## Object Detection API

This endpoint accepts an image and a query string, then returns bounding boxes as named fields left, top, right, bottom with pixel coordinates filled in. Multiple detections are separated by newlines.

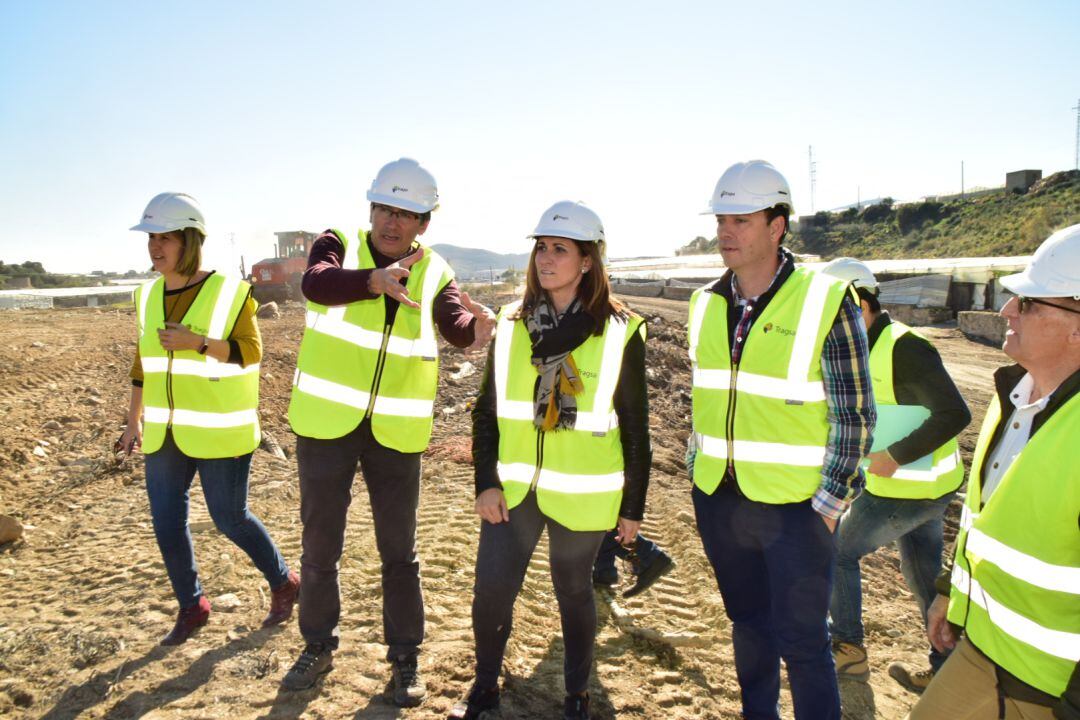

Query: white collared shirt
left=981, top=372, right=1051, bottom=503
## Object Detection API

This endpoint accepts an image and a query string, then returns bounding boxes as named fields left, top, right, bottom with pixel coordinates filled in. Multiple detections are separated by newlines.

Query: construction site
left=0, top=285, right=1009, bottom=719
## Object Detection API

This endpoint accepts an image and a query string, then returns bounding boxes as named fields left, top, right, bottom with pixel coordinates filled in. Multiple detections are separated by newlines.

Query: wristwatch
left=197, top=337, right=209, bottom=355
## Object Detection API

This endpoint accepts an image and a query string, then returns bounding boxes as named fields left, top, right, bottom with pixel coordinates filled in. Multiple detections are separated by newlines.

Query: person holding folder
left=822, top=258, right=971, bottom=694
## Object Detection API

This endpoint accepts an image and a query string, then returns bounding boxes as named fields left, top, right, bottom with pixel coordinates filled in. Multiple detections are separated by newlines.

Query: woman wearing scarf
left=450, top=202, right=652, bottom=720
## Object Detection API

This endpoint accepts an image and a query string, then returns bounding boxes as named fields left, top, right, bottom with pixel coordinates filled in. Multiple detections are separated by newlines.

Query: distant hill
left=430, top=244, right=532, bottom=277
left=678, top=170, right=1080, bottom=260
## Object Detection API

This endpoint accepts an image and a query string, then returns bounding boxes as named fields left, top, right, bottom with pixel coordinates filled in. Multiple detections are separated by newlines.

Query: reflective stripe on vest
left=287, top=230, right=454, bottom=451
left=688, top=268, right=850, bottom=502
left=947, top=391, right=1080, bottom=695
left=135, top=274, right=260, bottom=458
left=865, top=321, right=964, bottom=497
left=493, top=301, right=642, bottom=531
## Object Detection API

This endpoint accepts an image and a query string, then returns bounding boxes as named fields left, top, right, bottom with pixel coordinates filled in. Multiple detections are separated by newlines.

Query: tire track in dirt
left=1, top=302, right=1009, bottom=718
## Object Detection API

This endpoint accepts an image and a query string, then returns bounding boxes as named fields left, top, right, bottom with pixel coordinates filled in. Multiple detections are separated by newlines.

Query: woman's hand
left=615, top=517, right=640, bottom=545
left=117, top=387, right=144, bottom=456
left=117, top=418, right=142, bottom=456
left=475, top=488, right=510, bottom=524
left=158, top=322, right=203, bottom=352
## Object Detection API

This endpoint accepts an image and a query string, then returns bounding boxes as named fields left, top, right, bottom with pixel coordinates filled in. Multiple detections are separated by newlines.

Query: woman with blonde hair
left=119, top=192, right=298, bottom=645
left=450, top=201, right=652, bottom=720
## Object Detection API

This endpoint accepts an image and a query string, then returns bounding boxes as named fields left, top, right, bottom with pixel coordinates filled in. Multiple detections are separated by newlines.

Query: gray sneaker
left=281, top=643, right=333, bottom=691
left=388, top=653, right=426, bottom=707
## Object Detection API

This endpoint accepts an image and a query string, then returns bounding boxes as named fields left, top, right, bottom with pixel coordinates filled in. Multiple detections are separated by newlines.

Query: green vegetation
left=679, top=170, right=1080, bottom=260
left=0, top=261, right=84, bottom=289
left=0, top=261, right=145, bottom=289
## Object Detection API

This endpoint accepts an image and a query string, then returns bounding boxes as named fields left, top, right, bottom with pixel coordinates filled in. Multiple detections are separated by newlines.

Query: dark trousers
left=693, top=483, right=840, bottom=720
left=296, top=419, right=423, bottom=658
left=472, top=491, right=606, bottom=695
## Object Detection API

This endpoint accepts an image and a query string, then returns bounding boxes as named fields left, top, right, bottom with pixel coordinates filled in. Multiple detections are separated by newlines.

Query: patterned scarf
left=525, top=296, right=595, bottom=431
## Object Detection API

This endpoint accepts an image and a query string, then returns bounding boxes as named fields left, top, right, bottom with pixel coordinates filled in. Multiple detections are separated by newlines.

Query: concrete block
left=959, top=311, right=1007, bottom=346
left=882, top=304, right=952, bottom=326
left=613, top=283, right=664, bottom=298
left=662, top=286, right=695, bottom=301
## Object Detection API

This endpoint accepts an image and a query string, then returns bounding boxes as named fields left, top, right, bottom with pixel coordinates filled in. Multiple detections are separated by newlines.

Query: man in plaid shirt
left=687, top=160, right=875, bottom=720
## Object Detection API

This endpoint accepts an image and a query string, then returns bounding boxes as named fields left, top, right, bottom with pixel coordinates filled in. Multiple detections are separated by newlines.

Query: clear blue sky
left=2, top=1, right=1078, bottom=274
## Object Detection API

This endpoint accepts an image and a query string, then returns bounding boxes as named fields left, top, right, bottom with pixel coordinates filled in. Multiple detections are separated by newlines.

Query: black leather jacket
left=471, top=322, right=652, bottom=521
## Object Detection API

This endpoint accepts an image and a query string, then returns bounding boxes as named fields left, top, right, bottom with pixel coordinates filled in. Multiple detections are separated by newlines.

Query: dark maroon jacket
left=301, top=231, right=476, bottom=347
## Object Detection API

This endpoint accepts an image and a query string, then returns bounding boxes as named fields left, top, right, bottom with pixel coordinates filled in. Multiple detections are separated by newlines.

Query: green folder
left=866, top=404, right=934, bottom=471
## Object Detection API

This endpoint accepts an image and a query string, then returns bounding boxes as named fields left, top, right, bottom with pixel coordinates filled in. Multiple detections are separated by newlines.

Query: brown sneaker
left=161, top=596, right=211, bottom=646
left=262, top=570, right=300, bottom=628
left=832, top=641, right=870, bottom=681
left=888, top=662, right=934, bottom=695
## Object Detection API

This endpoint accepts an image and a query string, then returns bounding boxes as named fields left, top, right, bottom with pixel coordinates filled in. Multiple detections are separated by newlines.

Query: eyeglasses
left=1017, top=296, right=1080, bottom=316
left=373, top=204, right=422, bottom=223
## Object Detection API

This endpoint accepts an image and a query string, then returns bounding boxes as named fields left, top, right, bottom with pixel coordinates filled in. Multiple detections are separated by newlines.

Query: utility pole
left=808, top=146, right=817, bottom=213
left=1073, top=99, right=1079, bottom=170
left=961, top=161, right=965, bottom=200
left=856, top=185, right=861, bottom=209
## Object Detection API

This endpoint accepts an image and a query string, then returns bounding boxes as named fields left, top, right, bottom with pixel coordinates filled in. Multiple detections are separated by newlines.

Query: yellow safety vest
left=288, top=230, right=454, bottom=452
left=688, top=268, right=852, bottom=502
left=865, top=321, right=964, bottom=499
left=947, top=390, right=1080, bottom=696
left=494, top=301, right=644, bottom=531
left=135, top=274, right=260, bottom=458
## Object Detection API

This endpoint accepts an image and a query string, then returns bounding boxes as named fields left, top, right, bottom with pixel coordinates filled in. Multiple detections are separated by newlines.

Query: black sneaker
left=448, top=684, right=500, bottom=719
left=622, top=551, right=674, bottom=598
left=564, top=692, right=590, bottom=720
left=388, top=653, right=426, bottom=707
left=592, top=567, right=618, bottom=587
left=280, top=642, right=333, bottom=691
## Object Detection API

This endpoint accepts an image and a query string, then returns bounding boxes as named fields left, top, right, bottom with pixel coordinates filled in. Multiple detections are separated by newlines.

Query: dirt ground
left=0, top=293, right=1007, bottom=719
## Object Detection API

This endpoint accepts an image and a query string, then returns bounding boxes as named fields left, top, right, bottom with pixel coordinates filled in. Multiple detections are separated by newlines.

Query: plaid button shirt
left=729, top=251, right=875, bottom=519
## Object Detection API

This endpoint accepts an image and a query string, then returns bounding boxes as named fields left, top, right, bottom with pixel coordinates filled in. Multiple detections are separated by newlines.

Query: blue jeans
left=593, top=531, right=660, bottom=578
left=693, top=483, right=840, bottom=720
left=144, top=431, right=289, bottom=608
left=829, top=489, right=954, bottom=671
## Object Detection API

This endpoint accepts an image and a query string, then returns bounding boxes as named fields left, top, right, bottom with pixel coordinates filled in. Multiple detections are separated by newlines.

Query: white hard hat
left=704, top=160, right=794, bottom=216
left=528, top=201, right=605, bottom=243
left=130, top=192, right=206, bottom=234
left=366, top=157, right=439, bottom=214
left=821, top=257, right=879, bottom=291
left=1000, top=223, right=1080, bottom=300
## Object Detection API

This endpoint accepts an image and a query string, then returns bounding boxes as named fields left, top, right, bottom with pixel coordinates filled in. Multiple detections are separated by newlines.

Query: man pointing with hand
left=282, top=158, right=495, bottom=706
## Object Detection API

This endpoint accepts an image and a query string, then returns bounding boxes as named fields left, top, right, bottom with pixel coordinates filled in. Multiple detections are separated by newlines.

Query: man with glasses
left=909, top=223, right=1080, bottom=719
left=281, top=158, right=496, bottom=706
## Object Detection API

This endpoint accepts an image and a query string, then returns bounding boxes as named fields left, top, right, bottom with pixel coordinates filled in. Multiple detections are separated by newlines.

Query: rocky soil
left=0, top=294, right=1004, bottom=719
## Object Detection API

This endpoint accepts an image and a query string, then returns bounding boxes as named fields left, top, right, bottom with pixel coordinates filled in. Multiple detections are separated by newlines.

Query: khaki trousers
left=907, top=637, right=1055, bottom=720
